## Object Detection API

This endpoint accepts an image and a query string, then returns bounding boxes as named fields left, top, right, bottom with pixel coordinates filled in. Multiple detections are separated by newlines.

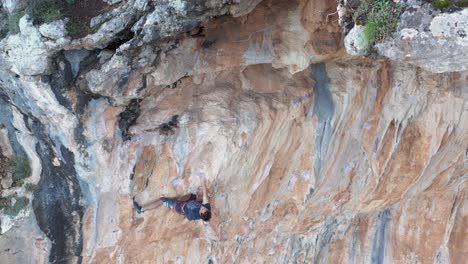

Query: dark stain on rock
left=129, top=163, right=136, bottom=181
left=47, top=55, right=75, bottom=111
left=1, top=59, right=86, bottom=263
left=118, top=98, right=141, bottom=141
left=116, top=71, right=131, bottom=93
left=31, top=119, right=84, bottom=264
left=73, top=92, right=104, bottom=148
left=311, top=63, right=335, bottom=182
left=201, top=38, right=217, bottom=49
left=189, top=26, right=205, bottom=37
left=371, top=209, right=391, bottom=264
left=0, top=96, right=27, bottom=156
left=158, top=114, right=179, bottom=136
left=313, top=218, right=338, bottom=264
left=287, top=235, right=305, bottom=263
left=165, top=76, right=187, bottom=89
left=305, top=187, right=315, bottom=203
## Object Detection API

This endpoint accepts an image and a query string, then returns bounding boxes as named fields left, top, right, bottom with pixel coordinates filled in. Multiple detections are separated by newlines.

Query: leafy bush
left=24, top=183, right=38, bottom=192
left=432, top=0, right=451, bottom=8
left=353, top=0, right=373, bottom=25
left=457, top=0, right=468, bottom=7
left=66, top=20, right=90, bottom=38
left=8, top=156, right=32, bottom=186
left=0, top=195, right=13, bottom=210
left=354, top=0, right=404, bottom=49
left=432, top=0, right=468, bottom=8
left=7, top=10, right=26, bottom=34
left=0, top=195, right=29, bottom=216
left=29, top=0, right=63, bottom=24
left=0, top=31, right=7, bottom=40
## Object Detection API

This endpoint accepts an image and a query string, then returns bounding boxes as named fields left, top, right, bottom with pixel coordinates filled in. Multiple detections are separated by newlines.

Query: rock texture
left=0, top=0, right=467, bottom=263
left=342, top=0, right=468, bottom=73
left=376, top=5, right=468, bottom=73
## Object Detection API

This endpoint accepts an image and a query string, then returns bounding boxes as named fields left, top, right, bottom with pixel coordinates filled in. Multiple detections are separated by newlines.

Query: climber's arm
left=179, top=193, right=193, bottom=201
left=202, top=180, right=209, bottom=204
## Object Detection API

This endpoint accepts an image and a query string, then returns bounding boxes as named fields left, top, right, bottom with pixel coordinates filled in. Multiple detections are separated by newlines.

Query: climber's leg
left=142, top=199, right=163, bottom=212
left=133, top=198, right=163, bottom=214
left=161, top=197, right=177, bottom=209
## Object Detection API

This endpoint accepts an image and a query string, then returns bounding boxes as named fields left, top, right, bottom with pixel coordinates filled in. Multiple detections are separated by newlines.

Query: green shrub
left=8, top=156, right=32, bottom=186
left=0, top=30, right=7, bottom=40
left=91, top=21, right=104, bottom=33
left=29, top=0, right=63, bottom=24
left=0, top=195, right=13, bottom=210
left=13, top=178, right=25, bottom=187
left=8, top=10, right=26, bottom=34
left=455, top=0, right=468, bottom=7
left=0, top=195, right=29, bottom=216
left=354, top=0, right=404, bottom=50
left=66, top=20, right=89, bottom=38
left=24, top=183, right=38, bottom=192
left=353, top=0, right=373, bottom=25
left=432, top=0, right=468, bottom=8
left=432, top=0, right=451, bottom=8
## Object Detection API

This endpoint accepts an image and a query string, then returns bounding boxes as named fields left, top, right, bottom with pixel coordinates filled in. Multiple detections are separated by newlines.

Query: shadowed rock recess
left=0, top=0, right=467, bottom=263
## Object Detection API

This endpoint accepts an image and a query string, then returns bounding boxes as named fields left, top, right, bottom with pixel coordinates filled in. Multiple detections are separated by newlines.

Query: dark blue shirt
left=177, top=194, right=211, bottom=221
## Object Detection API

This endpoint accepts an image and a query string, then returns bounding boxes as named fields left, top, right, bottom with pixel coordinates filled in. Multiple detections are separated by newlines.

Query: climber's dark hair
left=200, top=210, right=211, bottom=221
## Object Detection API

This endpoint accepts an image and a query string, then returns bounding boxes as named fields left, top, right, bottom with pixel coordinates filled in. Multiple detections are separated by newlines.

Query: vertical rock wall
left=0, top=0, right=466, bottom=263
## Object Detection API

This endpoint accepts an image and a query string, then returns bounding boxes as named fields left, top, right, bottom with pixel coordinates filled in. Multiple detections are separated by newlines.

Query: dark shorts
left=161, top=197, right=183, bottom=214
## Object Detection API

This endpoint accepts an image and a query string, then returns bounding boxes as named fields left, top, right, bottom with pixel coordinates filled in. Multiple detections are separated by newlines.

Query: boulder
left=1, top=0, right=27, bottom=14
left=344, top=25, right=368, bottom=56
left=2, top=15, right=52, bottom=75
left=39, top=20, right=66, bottom=40
left=376, top=6, right=468, bottom=73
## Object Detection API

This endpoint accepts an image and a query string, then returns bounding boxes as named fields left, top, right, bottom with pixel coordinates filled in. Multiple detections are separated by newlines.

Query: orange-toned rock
left=0, top=0, right=467, bottom=263
left=80, top=60, right=468, bottom=263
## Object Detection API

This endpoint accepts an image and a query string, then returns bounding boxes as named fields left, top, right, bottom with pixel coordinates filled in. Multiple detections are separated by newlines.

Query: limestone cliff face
left=0, top=0, right=467, bottom=263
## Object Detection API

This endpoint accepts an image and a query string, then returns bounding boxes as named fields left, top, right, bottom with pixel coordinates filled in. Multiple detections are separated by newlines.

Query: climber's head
left=200, top=206, right=211, bottom=221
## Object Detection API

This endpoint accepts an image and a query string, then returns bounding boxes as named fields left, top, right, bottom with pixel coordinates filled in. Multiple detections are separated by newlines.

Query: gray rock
left=229, top=0, right=263, bottom=17
left=1, top=15, right=52, bottom=75
left=97, top=49, right=114, bottom=64
left=1, top=176, right=12, bottom=189
left=64, top=49, right=91, bottom=78
left=138, top=0, right=230, bottom=44
left=1, top=0, right=27, bottom=13
left=132, top=0, right=150, bottom=11
left=105, top=0, right=122, bottom=4
left=0, top=127, right=13, bottom=158
left=85, top=54, right=132, bottom=98
left=376, top=7, right=468, bottom=73
left=81, top=8, right=136, bottom=49
left=344, top=25, right=369, bottom=56
left=39, top=20, right=66, bottom=40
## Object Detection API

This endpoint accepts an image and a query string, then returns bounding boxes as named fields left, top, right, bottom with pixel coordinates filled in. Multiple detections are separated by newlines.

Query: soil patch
left=59, top=0, right=110, bottom=38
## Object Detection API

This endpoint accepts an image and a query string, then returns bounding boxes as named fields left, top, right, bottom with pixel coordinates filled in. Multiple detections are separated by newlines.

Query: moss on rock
left=0, top=195, right=30, bottom=216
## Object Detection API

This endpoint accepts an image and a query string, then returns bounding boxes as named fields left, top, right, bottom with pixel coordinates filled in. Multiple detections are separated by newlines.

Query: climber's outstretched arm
left=202, top=180, right=209, bottom=204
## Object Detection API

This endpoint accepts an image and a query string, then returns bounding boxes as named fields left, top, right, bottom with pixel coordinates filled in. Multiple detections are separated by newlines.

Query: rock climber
left=133, top=179, right=212, bottom=222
